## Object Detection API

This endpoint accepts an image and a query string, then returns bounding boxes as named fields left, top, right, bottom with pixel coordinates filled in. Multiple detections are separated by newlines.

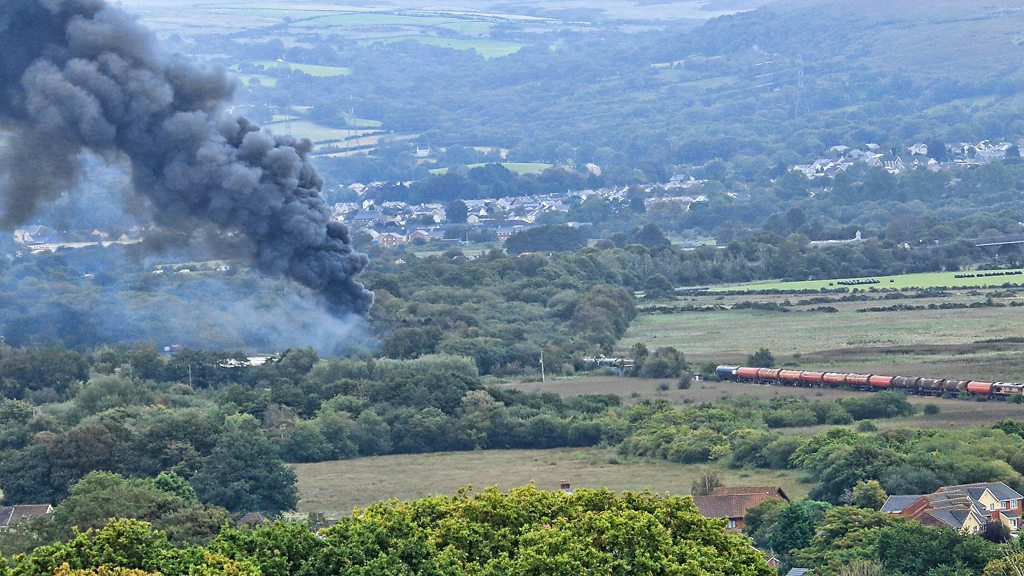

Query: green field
left=203, top=7, right=349, bottom=20
left=290, top=13, right=457, bottom=28
left=712, top=269, right=1024, bottom=292
left=371, top=35, right=526, bottom=58
left=254, top=60, right=351, bottom=77
left=430, top=162, right=552, bottom=175
left=293, top=447, right=810, bottom=518
left=439, top=20, right=496, bottom=37
left=262, top=119, right=378, bottom=144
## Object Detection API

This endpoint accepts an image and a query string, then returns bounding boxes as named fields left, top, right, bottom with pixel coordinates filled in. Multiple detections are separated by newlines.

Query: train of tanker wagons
left=715, top=365, right=1024, bottom=398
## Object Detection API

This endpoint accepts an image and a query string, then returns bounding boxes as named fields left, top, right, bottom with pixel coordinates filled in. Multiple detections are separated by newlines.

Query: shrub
left=856, top=421, right=878, bottom=432
left=746, top=348, right=775, bottom=368
left=677, top=373, right=692, bottom=389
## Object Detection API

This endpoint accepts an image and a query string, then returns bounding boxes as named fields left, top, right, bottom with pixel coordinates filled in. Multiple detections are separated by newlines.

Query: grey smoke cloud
left=0, top=0, right=373, bottom=316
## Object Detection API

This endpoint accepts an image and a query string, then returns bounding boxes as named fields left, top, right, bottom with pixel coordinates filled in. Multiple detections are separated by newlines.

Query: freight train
left=715, top=365, right=1024, bottom=398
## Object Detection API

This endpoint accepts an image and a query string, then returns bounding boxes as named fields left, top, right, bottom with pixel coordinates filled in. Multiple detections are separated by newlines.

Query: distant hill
left=680, top=0, right=1023, bottom=81
left=43, top=0, right=1024, bottom=182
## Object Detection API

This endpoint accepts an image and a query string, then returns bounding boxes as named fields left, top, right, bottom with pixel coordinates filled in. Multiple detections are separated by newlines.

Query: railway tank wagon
left=716, top=366, right=738, bottom=380
left=868, top=375, right=893, bottom=390
left=716, top=365, right=1024, bottom=400
left=799, top=371, right=825, bottom=386
left=967, top=381, right=994, bottom=396
left=777, top=370, right=804, bottom=386
left=944, top=380, right=969, bottom=394
left=844, top=373, right=871, bottom=389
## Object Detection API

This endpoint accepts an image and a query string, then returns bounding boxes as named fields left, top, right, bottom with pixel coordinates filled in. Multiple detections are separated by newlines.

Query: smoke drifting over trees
left=0, top=0, right=372, bottom=317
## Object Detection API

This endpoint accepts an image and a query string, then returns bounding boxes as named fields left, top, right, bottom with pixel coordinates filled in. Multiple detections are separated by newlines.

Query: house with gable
left=0, top=504, right=53, bottom=532
left=406, top=229, right=432, bottom=243
left=375, top=232, right=407, bottom=248
left=882, top=481, right=1023, bottom=535
left=693, top=486, right=789, bottom=530
left=349, top=209, right=384, bottom=227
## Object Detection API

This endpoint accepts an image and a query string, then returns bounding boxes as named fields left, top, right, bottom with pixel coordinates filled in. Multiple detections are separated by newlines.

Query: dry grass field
left=621, top=289, right=1024, bottom=382
left=509, top=377, right=1024, bottom=431
left=293, top=447, right=811, bottom=518
left=710, top=269, right=1024, bottom=292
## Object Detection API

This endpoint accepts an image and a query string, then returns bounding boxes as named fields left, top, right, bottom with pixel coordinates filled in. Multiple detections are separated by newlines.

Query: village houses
left=881, top=482, right=1024, bottom=536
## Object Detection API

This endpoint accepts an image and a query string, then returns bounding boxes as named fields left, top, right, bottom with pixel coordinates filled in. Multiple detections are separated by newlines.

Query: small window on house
left=727, top=520, right=737, bottom=529
left=990, top=503, right=997, bottom=511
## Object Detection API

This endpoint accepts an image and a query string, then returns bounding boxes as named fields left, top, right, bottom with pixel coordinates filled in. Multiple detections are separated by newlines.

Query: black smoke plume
left=0, top=0, right=373, bottom=316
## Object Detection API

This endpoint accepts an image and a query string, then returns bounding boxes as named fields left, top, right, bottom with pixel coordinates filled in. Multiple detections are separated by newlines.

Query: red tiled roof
left=693, top=492, right=782, bottom=520
left=709, top=486, right=790, bottom=500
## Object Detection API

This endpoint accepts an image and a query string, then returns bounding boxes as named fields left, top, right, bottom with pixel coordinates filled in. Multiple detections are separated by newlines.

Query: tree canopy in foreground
left=1, top=486, right=772, bottom=576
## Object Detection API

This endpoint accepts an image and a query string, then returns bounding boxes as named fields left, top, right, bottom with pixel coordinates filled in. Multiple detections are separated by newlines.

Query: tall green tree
left=190, top=415, right=298, bottom=515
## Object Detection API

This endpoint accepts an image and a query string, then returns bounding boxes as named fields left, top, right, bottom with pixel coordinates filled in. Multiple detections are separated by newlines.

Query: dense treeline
left=4, top=343, right=1022, bottom=529
left=591, top=235, right=981, bottom=289
left=365, top=248, right=637, bottom=374
left=0, top=488, right=772, bottom=576
left=364, top=235, right=985, bottom=374
left=368, top=164, right=597, bottom=204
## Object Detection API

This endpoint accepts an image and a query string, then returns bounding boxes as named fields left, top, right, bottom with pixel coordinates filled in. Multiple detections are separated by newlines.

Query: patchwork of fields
left=621, top=286, right=1024, bottom=382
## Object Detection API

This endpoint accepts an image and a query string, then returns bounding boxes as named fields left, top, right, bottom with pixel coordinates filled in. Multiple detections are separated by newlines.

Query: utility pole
left=540, top=351, right=545, bottom=383
left=188, top=363, right=193, bottom=389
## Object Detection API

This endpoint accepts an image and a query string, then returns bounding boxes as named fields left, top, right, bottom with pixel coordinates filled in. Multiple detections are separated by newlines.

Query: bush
left=639, top=347, right=688, bottom=379
left=677, top=373, right=692, bottom=389
left=746, top=347, right=775, bottom=368
left=923, top=403, right=941, bottom=415
left=840, top=392, right=915, bottom=420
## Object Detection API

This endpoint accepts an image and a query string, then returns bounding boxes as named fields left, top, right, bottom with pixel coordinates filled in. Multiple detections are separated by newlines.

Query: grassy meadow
left=253, top=61, right=351, bottom=77
left=261, top=120, right=384, bottom=151
left=293, top=447, right=811, bottom=518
